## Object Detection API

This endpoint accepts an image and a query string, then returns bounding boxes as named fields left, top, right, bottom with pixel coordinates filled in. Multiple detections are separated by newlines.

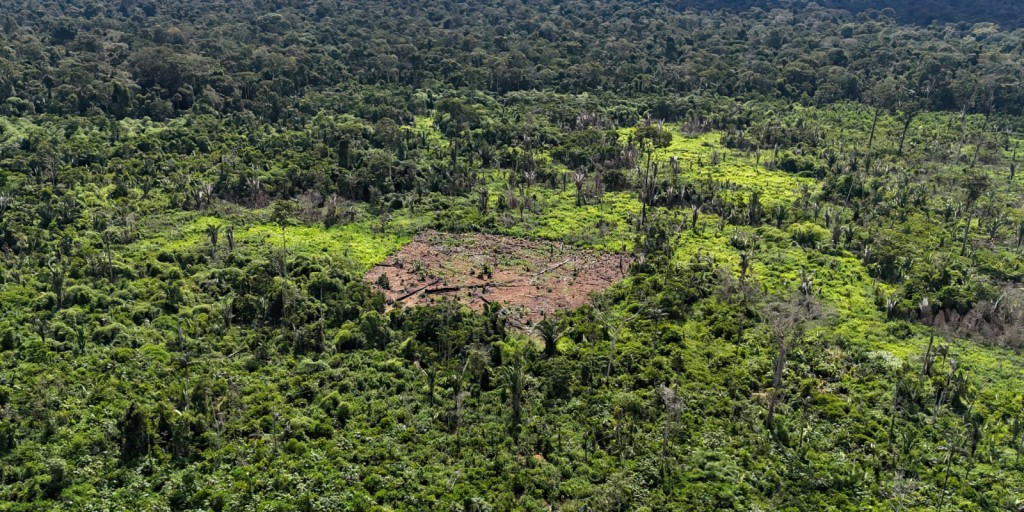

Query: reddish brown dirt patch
left=364, top=230, right=633, bottom=326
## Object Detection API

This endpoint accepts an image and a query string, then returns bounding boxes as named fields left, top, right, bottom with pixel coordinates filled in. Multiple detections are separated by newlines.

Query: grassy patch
left=129, top=206, right=428, bottom=271
left=622, top=128, right=816, bottom=207
left=515, top=190, right=641, bottom=251
left=234, top=222, right=412, bottom=269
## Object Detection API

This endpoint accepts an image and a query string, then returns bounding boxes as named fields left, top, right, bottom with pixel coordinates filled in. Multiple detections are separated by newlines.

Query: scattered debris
left=365, top=230, right=633, bottom=325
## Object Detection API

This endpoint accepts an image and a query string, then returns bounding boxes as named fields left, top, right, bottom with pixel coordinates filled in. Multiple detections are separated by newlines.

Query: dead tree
left=596, top=300, right=649, bottom=380
left=960, top=174, right=989, bottom=256
left=574, top=171, right=587, bottom=207
left=764, top=292, right=827, bottom=427
left=659, top=384, right=685, bottom=471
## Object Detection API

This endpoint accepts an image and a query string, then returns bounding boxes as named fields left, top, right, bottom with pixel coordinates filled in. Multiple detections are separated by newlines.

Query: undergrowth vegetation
left=1, top=0, right=1024, bottom=510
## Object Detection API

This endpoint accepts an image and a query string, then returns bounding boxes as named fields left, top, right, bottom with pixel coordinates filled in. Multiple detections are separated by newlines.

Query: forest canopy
left=1, top=0, right=1024, bottom=510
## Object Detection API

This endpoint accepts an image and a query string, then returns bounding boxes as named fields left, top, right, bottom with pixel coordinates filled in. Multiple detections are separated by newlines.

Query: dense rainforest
left=1, top=0, right=1024, bottom=510
left=671, top=0, right=1024, bottom=29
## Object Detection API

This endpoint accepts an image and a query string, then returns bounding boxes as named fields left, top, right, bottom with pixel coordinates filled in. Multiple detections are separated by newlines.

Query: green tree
left=119, top=403, right=151, bottom=464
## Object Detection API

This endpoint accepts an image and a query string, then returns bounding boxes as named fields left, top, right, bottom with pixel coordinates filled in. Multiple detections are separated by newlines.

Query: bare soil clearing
left=365, top=230, right=633, bottom=326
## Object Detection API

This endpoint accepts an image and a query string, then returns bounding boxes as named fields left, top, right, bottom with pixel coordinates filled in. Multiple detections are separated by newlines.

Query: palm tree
left=535, top=318, right=562, bottom=357
left=498, top=357, right=527, bottom=437
left=47, top=259, right=67, bottom=309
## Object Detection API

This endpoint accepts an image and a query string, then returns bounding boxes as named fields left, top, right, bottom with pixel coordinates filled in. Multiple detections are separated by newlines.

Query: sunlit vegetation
left=1, top=0, right=1024, bottom=510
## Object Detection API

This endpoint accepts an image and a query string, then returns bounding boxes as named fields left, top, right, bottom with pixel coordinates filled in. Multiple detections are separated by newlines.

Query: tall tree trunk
left=606, top=333, right=617, bottom=379
left=866, top=106, right=881, bottom=172
left=961, top=207, right=974, bottom=256
left=767, top=390, right=779, bottom=426
left=897, top=113, right=915, bottom=156
left=767, top=338, right=789, bottom=426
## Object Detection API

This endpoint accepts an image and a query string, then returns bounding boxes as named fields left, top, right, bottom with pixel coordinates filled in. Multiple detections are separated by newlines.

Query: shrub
left=788, top=222, right=829, bottom=248
left=92, top=322, right=128, bottom=345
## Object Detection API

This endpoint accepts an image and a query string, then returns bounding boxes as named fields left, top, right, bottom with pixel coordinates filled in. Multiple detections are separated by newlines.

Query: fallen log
left=530, top=257, right=574, bottom=282
left=394, top=279, right=441, bottom=302
left=422, top=280, right=521, bottom=295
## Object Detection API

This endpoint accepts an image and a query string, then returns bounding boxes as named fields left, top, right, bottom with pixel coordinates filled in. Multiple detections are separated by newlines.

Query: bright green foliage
left=2, top=1, right=1024, bottom=510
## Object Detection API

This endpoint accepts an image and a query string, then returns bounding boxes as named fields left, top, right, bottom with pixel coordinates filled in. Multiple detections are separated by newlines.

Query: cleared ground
left=365, top=230, right=633, bottom=326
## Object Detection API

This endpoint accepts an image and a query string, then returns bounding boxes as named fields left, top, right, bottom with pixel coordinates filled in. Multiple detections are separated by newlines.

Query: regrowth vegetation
left=0, top=0, right=1024, bottom=510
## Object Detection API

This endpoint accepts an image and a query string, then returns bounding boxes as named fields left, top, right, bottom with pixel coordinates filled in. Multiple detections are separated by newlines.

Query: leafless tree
left=764, top=292, right=828, bottom=426
left=574, top=171, right=587, bottom=207
left=596, top=299, right=650, bottom=380
left=960, top=174, right=989, bottom=255
left=658, top=384, right=685, bottom=468
left=0, top=193, right=13, bottom=221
